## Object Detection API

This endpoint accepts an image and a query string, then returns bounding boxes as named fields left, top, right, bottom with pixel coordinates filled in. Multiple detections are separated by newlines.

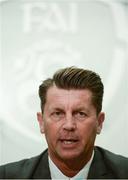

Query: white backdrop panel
left=0, top=0, right=128, bottom=165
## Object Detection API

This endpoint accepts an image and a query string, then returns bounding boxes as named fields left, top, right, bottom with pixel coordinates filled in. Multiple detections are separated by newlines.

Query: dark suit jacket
left=0, top=146, right=128, bottom=179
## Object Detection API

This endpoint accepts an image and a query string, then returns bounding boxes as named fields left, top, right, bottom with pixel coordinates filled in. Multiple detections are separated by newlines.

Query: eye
left=74, top=111, right=87, bottom=120
left=51, top=111, right=65, bottom=120
left=54, top=111, right=63, bottom=116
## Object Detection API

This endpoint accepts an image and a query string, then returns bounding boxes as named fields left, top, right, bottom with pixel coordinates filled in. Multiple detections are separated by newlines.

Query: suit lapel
left=32, top=150, right=51, bottom=179
left=87, top=147, right=115, bottom=179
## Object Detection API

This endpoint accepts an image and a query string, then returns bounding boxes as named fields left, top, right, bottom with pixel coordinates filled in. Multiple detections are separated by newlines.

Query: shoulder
left=95, top=146, right=128, bottom=164
left=0, top=149, right=48, bottom=179
left=95, top=146, right=128, bottom=177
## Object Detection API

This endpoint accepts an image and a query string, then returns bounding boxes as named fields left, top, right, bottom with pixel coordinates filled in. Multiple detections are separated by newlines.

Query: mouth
left=59, top=139, right=79, bottom=145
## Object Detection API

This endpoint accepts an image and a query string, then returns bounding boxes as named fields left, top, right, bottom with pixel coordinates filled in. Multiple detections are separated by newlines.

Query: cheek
left=44, top=121, right=59, bottom=139
left=79, top=120, right=97, bottom=137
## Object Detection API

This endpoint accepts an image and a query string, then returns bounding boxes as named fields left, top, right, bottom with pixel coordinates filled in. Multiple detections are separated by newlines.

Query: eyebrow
left=50, top=106, right=89, bottom=112
left=49, top=107, right=65, bottom=112
left=72, top=107, right=90, bottom=113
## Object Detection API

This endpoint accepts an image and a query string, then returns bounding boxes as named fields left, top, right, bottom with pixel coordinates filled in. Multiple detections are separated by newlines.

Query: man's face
left=37, top=86, right=104, bottom=162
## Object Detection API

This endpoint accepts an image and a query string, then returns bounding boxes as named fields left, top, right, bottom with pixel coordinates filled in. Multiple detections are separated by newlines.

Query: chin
left=58, top=151, right=82, bottom=161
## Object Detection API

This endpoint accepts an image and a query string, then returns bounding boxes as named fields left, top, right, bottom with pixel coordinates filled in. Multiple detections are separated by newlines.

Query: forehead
left=46, top=86, right=93, bottom=106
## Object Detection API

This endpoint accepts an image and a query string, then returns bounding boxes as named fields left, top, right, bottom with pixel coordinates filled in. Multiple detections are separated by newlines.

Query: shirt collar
left=48, top=151, right=94, bottom=180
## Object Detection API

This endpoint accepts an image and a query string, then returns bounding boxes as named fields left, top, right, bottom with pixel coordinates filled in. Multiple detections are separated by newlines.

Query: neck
left=49, top=149, right=93, bottom=177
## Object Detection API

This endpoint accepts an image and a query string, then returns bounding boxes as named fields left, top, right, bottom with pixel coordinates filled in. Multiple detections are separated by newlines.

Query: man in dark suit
left=0, top=66, right=128, bottom=179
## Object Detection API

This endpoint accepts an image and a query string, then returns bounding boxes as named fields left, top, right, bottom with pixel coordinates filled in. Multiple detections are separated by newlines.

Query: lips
left=63, top=140, right=78, bottom=144
left=59, top=139, right=79, bottom=145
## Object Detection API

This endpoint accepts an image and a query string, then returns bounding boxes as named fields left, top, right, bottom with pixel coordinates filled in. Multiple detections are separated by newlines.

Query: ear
left=37, top=112, right=45, bottom=134
left=96, top=112, right=105, bottom=134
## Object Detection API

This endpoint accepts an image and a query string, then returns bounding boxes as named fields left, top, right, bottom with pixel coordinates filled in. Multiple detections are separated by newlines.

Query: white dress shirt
left=48, top=151, right=94, bottom=180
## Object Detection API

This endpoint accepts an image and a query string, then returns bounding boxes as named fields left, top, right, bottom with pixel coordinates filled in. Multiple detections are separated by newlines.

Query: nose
left=62, top=114, right=76, bottom=131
